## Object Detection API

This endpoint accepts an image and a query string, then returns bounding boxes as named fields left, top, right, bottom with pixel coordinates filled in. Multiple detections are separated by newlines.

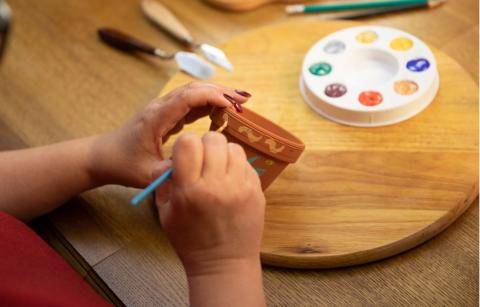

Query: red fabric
left=0, top=211, right=110, bottom=307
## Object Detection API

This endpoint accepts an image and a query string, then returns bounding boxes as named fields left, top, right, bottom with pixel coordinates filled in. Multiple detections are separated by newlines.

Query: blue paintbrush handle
left=130, top=167, right=173, bottom=205
left=130, top=154, right=260, bottom=206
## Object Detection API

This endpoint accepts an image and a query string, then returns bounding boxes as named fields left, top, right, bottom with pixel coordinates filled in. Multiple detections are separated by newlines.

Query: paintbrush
left=131, top=168, right=173, bottom=205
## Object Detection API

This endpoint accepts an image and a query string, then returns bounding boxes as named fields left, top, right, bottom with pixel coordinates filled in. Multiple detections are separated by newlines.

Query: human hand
left=155, top=132, right=266, bottom=276
left=89, top=81, right=251, bottom=187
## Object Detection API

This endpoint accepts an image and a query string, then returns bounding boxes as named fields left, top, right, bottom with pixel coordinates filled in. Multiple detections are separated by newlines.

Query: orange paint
left=359, top=91, right=383, bottom=106
left=394, top=80, right=418, bottom=95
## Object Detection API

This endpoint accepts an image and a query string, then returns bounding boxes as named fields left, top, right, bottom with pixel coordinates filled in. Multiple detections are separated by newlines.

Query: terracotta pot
left=209, top=106, right=305, bottom=190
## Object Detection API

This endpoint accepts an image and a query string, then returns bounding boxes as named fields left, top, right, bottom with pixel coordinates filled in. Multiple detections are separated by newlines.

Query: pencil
left=286, top=0, right=443, bottom=14
left=329, top=0, right=446, bottom=19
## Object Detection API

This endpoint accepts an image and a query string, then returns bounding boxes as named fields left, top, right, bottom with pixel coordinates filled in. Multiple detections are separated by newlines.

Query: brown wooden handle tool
left=141, top=0, right=195, bottom=46
left=98, top=27, right=157, bottom=55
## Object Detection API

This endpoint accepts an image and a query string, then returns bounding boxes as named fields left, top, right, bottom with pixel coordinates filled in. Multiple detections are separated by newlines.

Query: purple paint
left=325, top=83, right=347, bottom=98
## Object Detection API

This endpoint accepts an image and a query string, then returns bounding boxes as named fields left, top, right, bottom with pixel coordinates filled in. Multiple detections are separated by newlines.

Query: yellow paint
left=264, top=138, right=285, bottom=154
left=390, top=37, right=413, bottom=51
left=356, top=31, right=378, bottom=44
left=265, top=159, right=274, bottom=166
left=238, top=126, right=262, bottom=143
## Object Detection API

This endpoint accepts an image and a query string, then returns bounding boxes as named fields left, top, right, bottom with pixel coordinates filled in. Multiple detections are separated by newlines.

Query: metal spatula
left=141, top=0, right=233, bottom=71
left=98, top=27, right=214, bottom=80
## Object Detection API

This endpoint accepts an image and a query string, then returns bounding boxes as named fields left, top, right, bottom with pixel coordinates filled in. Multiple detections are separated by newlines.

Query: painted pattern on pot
left=238, top=126, right=262, bottom=142
left=238, top=126, right=286, bottom=154
left=264, top=138, right=285, bottom=154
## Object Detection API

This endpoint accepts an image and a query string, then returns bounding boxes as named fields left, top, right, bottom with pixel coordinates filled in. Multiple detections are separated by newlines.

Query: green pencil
left=286, top=0, right=441, bottom=14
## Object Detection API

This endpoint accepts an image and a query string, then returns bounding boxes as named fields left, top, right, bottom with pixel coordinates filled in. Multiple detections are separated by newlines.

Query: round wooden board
left=160, top=20, right=478, bottom=269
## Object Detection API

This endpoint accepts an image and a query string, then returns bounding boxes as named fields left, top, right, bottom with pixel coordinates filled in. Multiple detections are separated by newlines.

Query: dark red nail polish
left=224, top=93, right=236, bottom=104
left=235, top=89, right=252, bottom=98
left=233, top=102, right=243, bottom=113
left=223, top=94, right=243, bottom=113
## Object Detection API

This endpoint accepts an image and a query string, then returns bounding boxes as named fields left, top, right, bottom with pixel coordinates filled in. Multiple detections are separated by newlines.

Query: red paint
left=359, top=91, right=383, bottom=106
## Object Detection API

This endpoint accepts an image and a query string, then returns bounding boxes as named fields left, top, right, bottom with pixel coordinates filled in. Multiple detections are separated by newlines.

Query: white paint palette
left=300, top=26, right=439, bottom=127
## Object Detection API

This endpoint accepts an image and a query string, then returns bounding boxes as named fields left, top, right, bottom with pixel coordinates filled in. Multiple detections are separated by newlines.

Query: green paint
left=309, top=62, right=332, bottom=76
left=255, top=168, right=266, bottom=175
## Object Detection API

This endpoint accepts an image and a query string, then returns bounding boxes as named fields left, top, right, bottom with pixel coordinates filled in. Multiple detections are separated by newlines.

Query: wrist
left=185, top=257, right=265, bottom=307
left=184, top=256, right=262, bottom=278
left=84, top=133, right=114, bottom=187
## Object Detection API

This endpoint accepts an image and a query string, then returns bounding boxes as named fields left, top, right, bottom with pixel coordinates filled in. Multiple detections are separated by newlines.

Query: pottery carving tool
left=286, top=0, right=444, bottom=14
left=330, top=0, right=446, bottom=19
left=141, top=0, right=233, bottom=71
left=98, top=27, right=214, bottom=79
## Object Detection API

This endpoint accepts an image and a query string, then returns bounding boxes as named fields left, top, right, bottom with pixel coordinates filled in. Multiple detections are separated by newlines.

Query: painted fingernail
left=233, top=102, right=243, bottom=113
left=224, top=93, right=236, bottom=104
left=235, top=89, right=252, bottom=98
left=224, top=94, right=243, bottom=113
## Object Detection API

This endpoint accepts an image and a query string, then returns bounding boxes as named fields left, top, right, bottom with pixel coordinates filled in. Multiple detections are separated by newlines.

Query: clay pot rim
left=224, top=106, right=305, bottom=150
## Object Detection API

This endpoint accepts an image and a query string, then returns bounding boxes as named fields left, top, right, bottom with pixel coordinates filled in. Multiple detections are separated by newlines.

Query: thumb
left=152, top=159, right=173, bottom=210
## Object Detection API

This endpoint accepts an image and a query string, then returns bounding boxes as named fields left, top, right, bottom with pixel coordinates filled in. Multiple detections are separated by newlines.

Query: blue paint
left=248, top=156, right=259, bottom=164
left=407, top=58, right=430, bottom=72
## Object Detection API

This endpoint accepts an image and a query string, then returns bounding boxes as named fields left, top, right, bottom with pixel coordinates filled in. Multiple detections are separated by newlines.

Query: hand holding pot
left=89, top=81, right=250, bottom=188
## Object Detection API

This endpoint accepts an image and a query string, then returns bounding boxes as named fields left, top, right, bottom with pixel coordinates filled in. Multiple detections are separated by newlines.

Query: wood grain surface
left=160, top=20, right=478, bottom=268
left=0, top=0, right=477, bottom=305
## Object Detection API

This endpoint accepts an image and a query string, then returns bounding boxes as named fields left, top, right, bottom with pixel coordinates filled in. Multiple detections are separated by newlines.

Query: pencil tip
left=430, top=0, right=447, bottom=8
left=285, top=5, right=304, bottom=14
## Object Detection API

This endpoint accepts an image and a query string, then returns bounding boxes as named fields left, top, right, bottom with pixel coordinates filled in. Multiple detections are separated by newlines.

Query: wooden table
left=0, top=0, right=477, bottom=305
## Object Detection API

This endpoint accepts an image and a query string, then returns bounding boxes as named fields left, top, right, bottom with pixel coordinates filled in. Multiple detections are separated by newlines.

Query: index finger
left=155, top=81, right=251, bottom=130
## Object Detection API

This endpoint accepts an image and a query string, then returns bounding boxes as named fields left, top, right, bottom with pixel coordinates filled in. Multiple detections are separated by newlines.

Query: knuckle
left=183, top=81, right=202, bottom=94
left=228, top=142, right=244, bottom=154
left=202, top=131, right=227, bottom=144
left=175, top=133, right=200, bottom=150
left=229, top=143, right=246, bottom=159
left=179, top=82, right=197, bottom=100
left=187, top=80, right=201, bottom=88
left=137, top=105, right=159, bottom=128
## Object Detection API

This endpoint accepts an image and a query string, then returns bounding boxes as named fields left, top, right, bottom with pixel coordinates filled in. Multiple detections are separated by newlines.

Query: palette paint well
left=300, top=26, right=439, bottom=127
